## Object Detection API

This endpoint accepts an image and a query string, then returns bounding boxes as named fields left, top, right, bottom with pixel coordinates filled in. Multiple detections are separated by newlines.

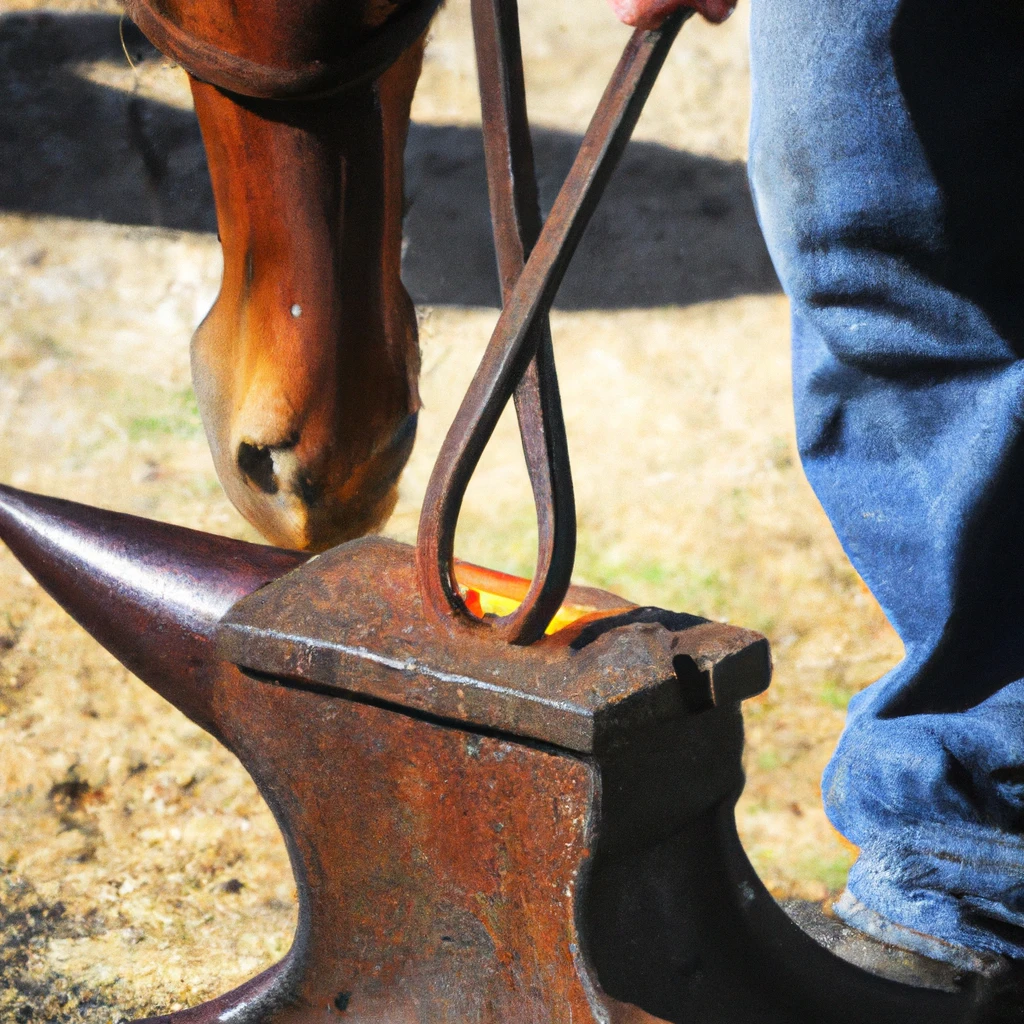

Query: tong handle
left=416, top=5, right=691, bottom=643
left=467, top=0, right=576, bottom=645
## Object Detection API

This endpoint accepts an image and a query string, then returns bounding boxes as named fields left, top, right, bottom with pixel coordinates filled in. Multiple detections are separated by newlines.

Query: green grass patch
left=573, top=542, right=730, bottom=619
left=126, top=388, right=203, bottom=442
left=820, top=680, right=853, bottom=711
left=454, top=509, right=540, bottom=581
left=799, top=854, right=853, bottom=893
left=768, top=435, right=794, bottom=471
left=453, top=514, right=744, bottom=625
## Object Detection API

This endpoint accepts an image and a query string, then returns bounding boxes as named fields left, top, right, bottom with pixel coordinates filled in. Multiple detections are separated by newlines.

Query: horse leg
left=170, top=31, right=422, bottom=550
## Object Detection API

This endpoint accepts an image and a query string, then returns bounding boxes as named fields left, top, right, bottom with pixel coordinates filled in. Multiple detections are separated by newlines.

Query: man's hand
left=608, top=0, right=736, bottom=29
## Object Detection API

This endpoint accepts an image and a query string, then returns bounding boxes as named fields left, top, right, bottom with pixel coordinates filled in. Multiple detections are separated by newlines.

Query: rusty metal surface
left=217, top=535, right=771, bottom=754
left=2, top=484, right=1008, bottom=1023
left=214, top=684, right=603, bottom=1023
left=416, top=9, right=693, bottom=643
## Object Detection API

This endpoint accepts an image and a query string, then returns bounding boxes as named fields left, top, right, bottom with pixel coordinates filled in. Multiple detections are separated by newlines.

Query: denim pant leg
left=748, top=0, right=1024, bottom=959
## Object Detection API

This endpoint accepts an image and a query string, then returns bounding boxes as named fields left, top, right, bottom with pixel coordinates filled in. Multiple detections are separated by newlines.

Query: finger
left=607, top=0, right=736, bottom=29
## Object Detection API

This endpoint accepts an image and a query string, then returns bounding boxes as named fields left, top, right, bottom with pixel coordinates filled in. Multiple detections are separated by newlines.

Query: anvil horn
left=0, top=483, right=306, bottom=735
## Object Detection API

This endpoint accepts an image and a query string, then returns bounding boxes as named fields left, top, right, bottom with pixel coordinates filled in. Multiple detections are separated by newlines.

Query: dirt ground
left=0, top=0, right=904, bottom=1018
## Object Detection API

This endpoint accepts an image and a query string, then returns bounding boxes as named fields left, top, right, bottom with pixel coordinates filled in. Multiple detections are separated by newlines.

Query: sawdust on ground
left=0, top=0, right=902, bottom=1017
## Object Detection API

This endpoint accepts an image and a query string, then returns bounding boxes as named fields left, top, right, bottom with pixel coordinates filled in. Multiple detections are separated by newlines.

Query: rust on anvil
left=216, top=536, right=772, bottom=754
left=0, top=486, right=994, bottom=1022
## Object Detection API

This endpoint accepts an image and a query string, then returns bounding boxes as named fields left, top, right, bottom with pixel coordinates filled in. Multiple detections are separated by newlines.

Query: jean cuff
left=833, top=889, right=1009, bottom=976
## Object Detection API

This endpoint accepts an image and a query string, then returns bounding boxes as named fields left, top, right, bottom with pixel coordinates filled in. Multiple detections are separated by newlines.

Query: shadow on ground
left=0, top=10, right=778, bottom=310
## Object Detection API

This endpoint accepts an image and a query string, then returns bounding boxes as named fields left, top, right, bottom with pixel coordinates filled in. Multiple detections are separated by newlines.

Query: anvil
left=1, top=483, right=1017, bottom=1023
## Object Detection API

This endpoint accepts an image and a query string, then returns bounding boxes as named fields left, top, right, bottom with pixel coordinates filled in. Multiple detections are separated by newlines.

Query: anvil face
left=0, top=485, right=1007, bottom=1023
left=217, top=536, right=773, bottom=753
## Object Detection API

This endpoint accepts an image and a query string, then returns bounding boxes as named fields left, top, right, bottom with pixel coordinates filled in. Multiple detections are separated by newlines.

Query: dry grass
left=0, top=0, right=902, bottom=1016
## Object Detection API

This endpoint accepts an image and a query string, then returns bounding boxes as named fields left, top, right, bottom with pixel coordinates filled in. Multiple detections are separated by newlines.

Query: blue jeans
left=748, top=0, right=1024, bottom=962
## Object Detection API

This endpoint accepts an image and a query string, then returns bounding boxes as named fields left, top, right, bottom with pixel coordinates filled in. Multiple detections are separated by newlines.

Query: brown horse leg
left=189, top=40, right=424, bottom=551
